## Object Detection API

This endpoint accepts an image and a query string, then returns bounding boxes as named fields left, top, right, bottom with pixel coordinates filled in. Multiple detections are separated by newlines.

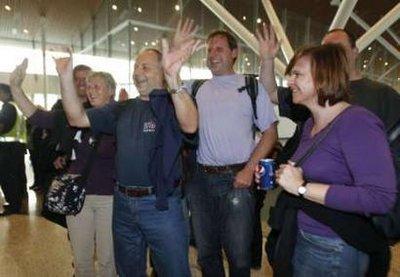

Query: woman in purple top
left=10, top=60, right=117, bottom=277
left=61, top=71, right=117, bottom=277
left=275, top=44, right=397, bottom=276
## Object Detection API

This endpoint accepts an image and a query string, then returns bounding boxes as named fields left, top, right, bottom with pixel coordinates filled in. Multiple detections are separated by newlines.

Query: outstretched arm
left=162, top=21, right=202, bottom=134
left=9, top=59, right=38, bottom=117
left=54, top=52, right=90, bottom=127
left=256, top=23, right=280, bottom=104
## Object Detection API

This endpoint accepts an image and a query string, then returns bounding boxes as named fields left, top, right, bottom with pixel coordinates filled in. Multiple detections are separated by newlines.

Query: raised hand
left=255, top=23, right=280, bottom=60
left=172, top=18, right=198, bottom=50
left=118, top=88, right=129, bottom=102
left=9, top=58, right=37, bottom=117
left=9, top=58, right=28, bottom=88
left=161, top=37, right=202, bottom=89
left=53, top=49, right=73, bottom=77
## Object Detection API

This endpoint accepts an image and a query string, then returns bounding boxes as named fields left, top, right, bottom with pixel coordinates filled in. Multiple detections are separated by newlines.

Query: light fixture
left=368, top=46, right=372, bottom=51
left=4, top=5, right=11, bottom=11
left=384, top=62, right=388, bottom=66
left=121, top=43, right=126, bottom=47
left=137, top=7, right=142, bottom=13
left=130, top=40, right=135, bottom=45
left=247, top=62, right=251, bottom=66
left=23, top=29, right=29, bottom=34
left=174, top=4, right=180, bottom=11
left=244, top=57, right=248, bottom=61
left=133, top=27, right=139, bottom=32
left=242, top=16, right=247, bottom=21
left=111, top=4, right=117, bottom=10
left=256, top=18, right=262, bottom=24
left=363, top=64, right=367, bottom=69
left=151, top=41, right=157, bottom=46
left=144, top=42, right=148, bottom=46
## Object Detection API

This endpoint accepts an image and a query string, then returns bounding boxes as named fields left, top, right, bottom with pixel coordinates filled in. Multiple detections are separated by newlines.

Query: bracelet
left=170, top=87, right=186, bottom=95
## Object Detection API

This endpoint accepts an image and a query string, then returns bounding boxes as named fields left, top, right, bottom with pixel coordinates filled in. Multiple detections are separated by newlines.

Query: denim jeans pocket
left=295, top=230, right=368, bottom=277
left=300, top=230, right=344, bottom=254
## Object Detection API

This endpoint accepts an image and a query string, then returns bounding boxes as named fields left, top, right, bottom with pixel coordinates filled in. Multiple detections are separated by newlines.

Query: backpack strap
left=244, top=74, right=259, bottom=120
left=388, top=119, right=400, bottom=145
left=191, top=79, right=207, bottom=100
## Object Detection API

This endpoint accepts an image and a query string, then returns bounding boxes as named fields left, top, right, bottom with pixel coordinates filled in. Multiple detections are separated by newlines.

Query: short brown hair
left=72, top=64, right=92, bottom=75
left=207, top=30, right=238, bottom=50
left=285, top=44, right=350, bottom=106
left=73, top=64, right=91, bottom=78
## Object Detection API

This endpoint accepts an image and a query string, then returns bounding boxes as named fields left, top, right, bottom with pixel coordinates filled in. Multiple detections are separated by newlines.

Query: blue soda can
left=258, top=159, right=276, bottom=190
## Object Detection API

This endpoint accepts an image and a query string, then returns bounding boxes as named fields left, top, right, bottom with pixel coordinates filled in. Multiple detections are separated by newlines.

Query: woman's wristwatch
left=297, top=181, right=308, bottom=198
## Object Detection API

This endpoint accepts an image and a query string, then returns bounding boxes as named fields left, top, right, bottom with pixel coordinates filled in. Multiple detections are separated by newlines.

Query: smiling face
left=206, top=34, right=237, bottom=76
left=287, top=55, right=317, bottom=106
left=73, top=69, right=91, bottom=99
left=133, top=50, right=164, bottom=100
left=286, top=44, right=350, bottom=108
left=86, top=75, right=114, bottom=108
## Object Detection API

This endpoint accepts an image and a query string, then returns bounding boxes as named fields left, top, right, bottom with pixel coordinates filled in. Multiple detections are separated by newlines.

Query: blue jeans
left=187, top=167, right=255, bottom=277
left=293, top=230, right=369, bottom=277
left=112, top=188, right=190, bottom=277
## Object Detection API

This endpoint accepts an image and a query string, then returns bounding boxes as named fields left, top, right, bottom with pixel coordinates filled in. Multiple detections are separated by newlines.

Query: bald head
left=133, top=49, right=165, bottom=100
left=322, top=29, right=360, bottom=80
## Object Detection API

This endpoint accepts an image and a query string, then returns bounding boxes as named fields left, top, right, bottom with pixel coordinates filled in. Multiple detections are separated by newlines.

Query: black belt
left=118, top=185, right=154, bottom=197
left=199, top=163, right=246, bottom=174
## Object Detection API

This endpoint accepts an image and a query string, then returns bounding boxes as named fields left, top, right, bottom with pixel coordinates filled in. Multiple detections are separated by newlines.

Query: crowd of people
left=0, top=17, right=399, bottom=277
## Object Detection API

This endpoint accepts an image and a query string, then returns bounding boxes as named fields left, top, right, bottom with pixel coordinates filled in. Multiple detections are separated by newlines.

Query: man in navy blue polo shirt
left=54, top=37, right=200, bottom=276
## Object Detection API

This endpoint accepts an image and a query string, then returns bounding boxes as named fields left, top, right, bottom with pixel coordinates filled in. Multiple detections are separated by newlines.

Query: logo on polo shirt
left=143, top=120, right=156, bottom=133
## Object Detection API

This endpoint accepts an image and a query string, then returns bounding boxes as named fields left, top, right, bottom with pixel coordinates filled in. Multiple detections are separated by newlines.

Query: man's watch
left=297, top=181, right=308, bottom=198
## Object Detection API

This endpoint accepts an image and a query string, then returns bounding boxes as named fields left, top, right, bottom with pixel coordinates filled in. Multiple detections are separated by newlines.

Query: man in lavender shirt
left=179, top=28, right=278, bottom=277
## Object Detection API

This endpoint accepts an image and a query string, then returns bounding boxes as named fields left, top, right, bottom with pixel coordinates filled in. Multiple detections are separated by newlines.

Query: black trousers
left=0, top=142, right=27, bottom=212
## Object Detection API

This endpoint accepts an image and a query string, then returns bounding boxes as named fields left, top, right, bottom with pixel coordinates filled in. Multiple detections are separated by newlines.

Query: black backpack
left=371, top=119, right=400, bottom=244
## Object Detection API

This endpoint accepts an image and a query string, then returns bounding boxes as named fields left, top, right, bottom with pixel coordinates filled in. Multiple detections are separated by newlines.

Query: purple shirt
left=292, top=106, right=397, bottom=237
left=28, top=110, right=116, bottom=195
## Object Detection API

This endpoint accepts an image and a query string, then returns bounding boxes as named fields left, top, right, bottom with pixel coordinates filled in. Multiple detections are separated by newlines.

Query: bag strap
left=294, top=110, right=343, bottom=166
left=388, top=119, right=400, bottom=145
left=80, top=133, right=103, bottom=183
left=191, top=79, right=207, bottom=100
left=244, top=74, right=258, bottom=120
